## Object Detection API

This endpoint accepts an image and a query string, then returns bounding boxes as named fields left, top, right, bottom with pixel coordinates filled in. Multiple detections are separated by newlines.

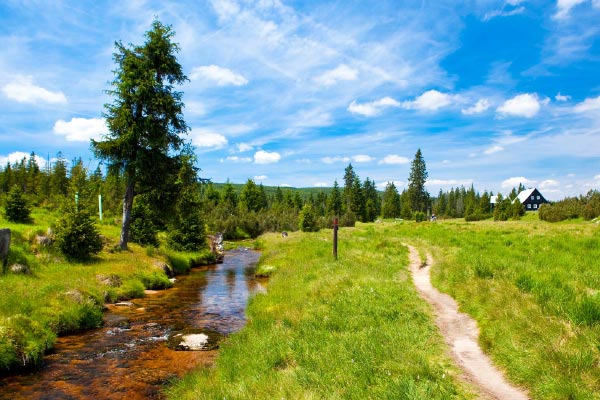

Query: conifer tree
left=92, top=20, right=188, bottom=250
left=327, top=180, right=342, bottom=217
left=381, top=182, right=401, bottom=218
left=407, top=149, right=430, bottom=213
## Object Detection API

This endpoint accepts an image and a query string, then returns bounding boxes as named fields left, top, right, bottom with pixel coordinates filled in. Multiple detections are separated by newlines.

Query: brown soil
left=405, top=244, right=528, bottom=400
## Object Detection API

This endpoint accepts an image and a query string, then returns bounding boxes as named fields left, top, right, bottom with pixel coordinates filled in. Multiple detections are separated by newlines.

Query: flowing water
left=0, top=248, right=263, bottom=399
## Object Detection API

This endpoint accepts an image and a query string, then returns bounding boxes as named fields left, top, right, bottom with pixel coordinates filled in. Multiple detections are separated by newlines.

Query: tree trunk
left=119, top=179, right=135, bottom=250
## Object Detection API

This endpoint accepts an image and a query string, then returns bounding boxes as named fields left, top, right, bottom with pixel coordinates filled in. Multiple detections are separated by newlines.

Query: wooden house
left=513, top=188, right=548, bottom=211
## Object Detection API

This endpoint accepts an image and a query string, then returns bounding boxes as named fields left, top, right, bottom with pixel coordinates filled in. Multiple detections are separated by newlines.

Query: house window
left=527, top=204, right=532, bottom=209
left=537, top=195, right=540, bottom=200
left=534, top=204, right=538, bottom=209
left=531, top=195, right=534, bottom=200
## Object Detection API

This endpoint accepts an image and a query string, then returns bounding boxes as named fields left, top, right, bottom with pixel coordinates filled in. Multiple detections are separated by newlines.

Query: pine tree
left=4, top=185, right=32, bottom=223
left=407, top=149, right=430, bottom=213
left=327, top=180, right=342, bottom=217
left=381, top=182, right=401, bottom=218
left=92, top=20, right=188, bottom=250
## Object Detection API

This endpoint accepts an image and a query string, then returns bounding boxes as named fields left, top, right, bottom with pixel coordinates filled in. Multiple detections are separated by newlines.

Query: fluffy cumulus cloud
left=236, top=143, right=254, bottom=152
left=352, top=154, right=373, bottom=163
left=254, top=150, right=281, bottom=164
left=3, top=75, right=67, bottom=104
left=348, top=97, right=400, bottom=117
left=402, top=90, right=453, bottom=111
left=314, top=182, right=329, bottom=187
left=496, top=93, right=545, bottom=118
left=0, top=151, right=48, bottom=168
left=190, top=128, right=228, bottom=148
left=379, top=154, right=410, bottom=165
left=53, top=118, right=108, bottom=142
left=501, top=176, right=534, bottom=188
left=254, top=175, right=268, bottom=180
left=190, top=65, right=248, bottom=86
left=555, top=92, right=571, bottom=101
left=573, top=95, right=600, bottom=112
left=315, top=64, right=358, bottom=86
left=462, top=98, right=491, bottom=115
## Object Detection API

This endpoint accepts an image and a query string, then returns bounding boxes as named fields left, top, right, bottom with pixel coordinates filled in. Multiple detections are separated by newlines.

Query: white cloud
left=539, top=179, right=560, bottom=189
left=573, top=95, right=600, bottom=112
left=190, top=65, right=248, bottom=86
left=190, top=129, right=228, bottom=148
left=501, top=176, right=534, bottom=189
left=254, top=175, right=268, bottom=180
left=53, top=118, right=108, bottom=142
left=322, top=156, right=351, bottom=164
left=462, top=98, right=491, bottom=115
left=379, top=154, right=410, bottom=165
left=595, top=174, right=600, bottom=180
left=496, top=93, right=543, bottom=118
left=555, top=92, right=571, bottom=101
left=314, top=182, right=328, bottom=187
left=236, top=143, right=254, bottom=152
left=3, top=75, right=67, bottom=104
left=225, top=156, right=252, bottom=163
left=348, top=97, right=400, bottom=117
left=483, top=6, right=525, bottom=21
left=254, top=150, right=281, bottom=164
left=315, top=64, right=358, bottom=86
left=484, top=145, right=504, bottom=155
left=553, top=0, right=588, bottom=19
left=352, top=154, right=373, bottom=163
left=402, top=90, right=452, bottom=111
left=0, top=151, right=48, bottom=168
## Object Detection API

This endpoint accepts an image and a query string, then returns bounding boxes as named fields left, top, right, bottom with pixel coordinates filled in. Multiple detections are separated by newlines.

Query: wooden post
left=333, top=217, right=338, bottom=260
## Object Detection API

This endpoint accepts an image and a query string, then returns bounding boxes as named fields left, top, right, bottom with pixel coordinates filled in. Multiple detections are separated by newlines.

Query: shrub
left=54, top=208, right=103, bottom=260
left=130, top=199, right=159, bottom=247
left=298, top=204, right=319, bottom=232
left=4, top=186, right=32, bottom=223
left=414, top=211, right=427, bottom=222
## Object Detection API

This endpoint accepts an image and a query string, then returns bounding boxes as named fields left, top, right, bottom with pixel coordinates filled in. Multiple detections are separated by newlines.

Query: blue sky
left=1, top=0, right=600, bottom=200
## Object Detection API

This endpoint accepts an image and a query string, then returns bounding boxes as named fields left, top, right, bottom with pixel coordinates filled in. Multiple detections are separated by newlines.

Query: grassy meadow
left=168, top=217, right=600, bottom=400
left=0, top=209, right=214, bottom=372
left=166, top=227, right=474, bottom=399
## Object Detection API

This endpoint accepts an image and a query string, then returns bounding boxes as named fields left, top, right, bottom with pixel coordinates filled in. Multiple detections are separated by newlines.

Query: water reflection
left=0, top=248, right=262, bottom=400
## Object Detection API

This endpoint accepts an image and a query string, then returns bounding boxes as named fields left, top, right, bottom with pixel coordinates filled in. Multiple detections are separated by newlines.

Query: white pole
left=98, top=194, right=103, bottom=221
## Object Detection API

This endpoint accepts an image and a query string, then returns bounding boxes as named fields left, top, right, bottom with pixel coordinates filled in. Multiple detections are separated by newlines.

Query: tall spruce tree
left=407, top=148, right=430, bottom=213
left=381, top=182, right=401, bottom=218
left=92, top=21, right=188, bottom=250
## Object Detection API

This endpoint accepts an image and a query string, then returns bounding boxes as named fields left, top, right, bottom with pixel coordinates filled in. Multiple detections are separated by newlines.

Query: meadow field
left=168, top=217, right=600, bottom=399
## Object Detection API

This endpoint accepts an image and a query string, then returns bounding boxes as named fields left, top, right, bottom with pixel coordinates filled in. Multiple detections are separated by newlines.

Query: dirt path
left=405, top=244, right=528, bottom=400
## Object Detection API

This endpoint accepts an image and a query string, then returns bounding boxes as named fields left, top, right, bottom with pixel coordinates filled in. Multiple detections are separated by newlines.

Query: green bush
left=298, top=204, right=319, bottom=232
left=130, top=199, right=159, bottom=247
left=4, top=186, right=32, bottom=223
left=414, top=211, right=427, bottom=222
left=54, top=208, right=103, bottom=260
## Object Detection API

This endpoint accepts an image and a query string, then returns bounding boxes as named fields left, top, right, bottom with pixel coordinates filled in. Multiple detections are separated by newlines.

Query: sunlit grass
left=166, top=228, right=473, bottom=399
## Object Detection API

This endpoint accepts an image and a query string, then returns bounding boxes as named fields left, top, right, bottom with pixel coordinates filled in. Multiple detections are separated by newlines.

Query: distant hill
left=210, top=182, right=334, bottom=199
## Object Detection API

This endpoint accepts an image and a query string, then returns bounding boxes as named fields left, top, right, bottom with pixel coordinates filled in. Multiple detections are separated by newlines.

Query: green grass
left=0, top=209, right=214, bottom=372
left=166, top=229, right=473, bottom=399
left=380, top=219, right=600, bottom=399
left=167, top=219, right=600, bottom=399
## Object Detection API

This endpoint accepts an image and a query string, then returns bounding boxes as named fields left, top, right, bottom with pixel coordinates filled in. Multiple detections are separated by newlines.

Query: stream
left=0, top=247, right=263, bottom=399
